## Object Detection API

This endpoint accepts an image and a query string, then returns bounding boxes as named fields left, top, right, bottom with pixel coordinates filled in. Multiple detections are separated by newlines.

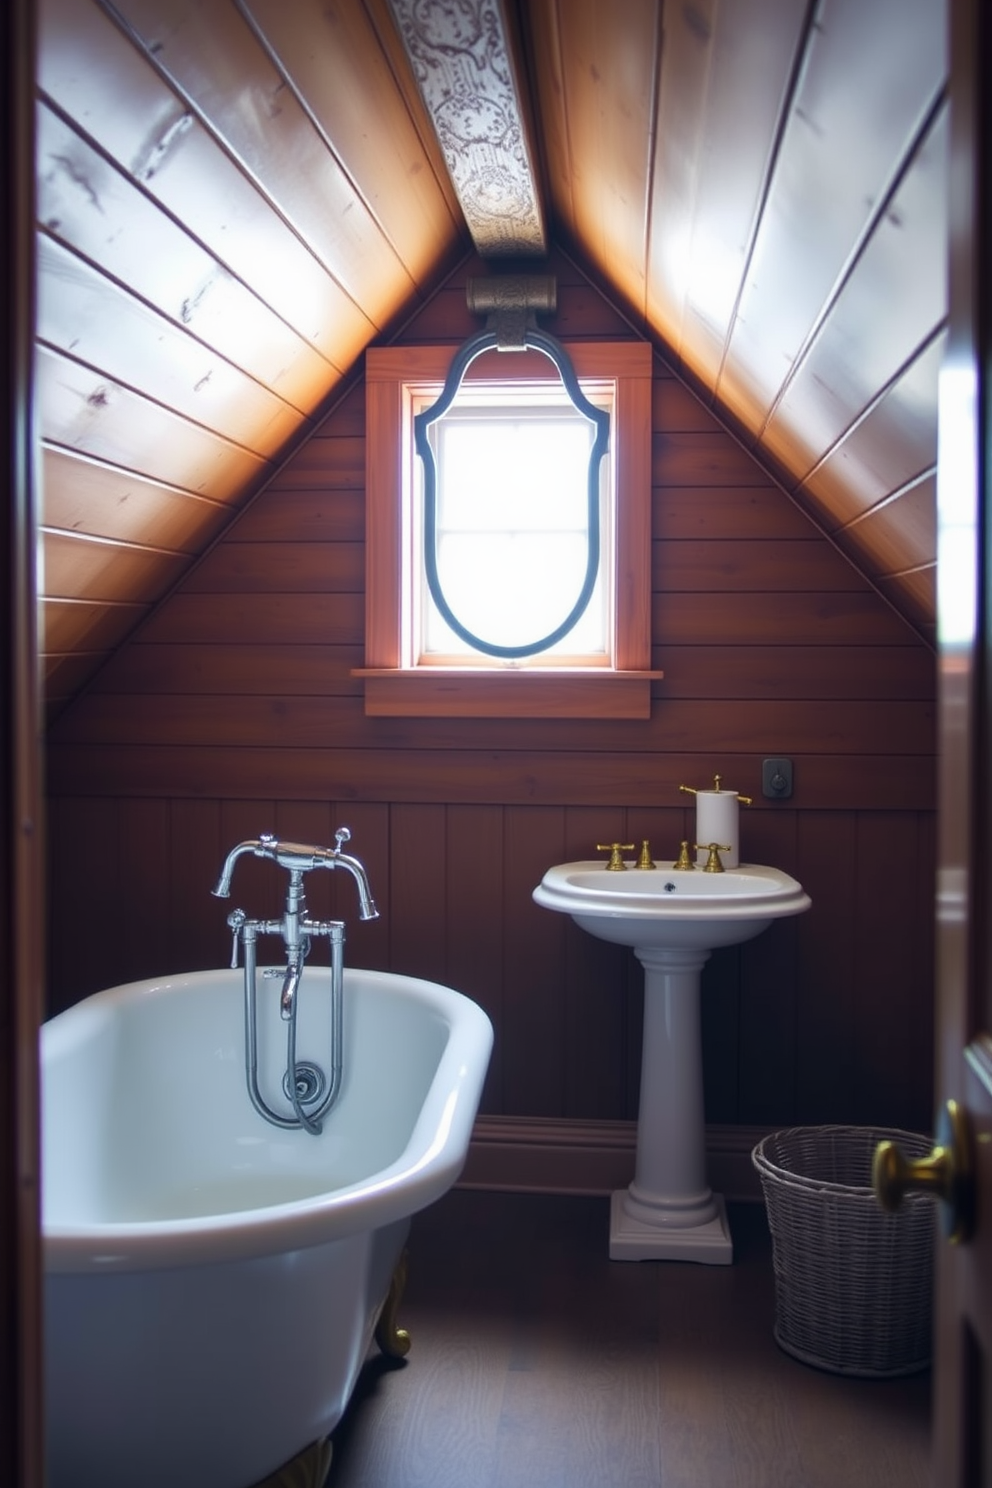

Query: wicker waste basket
left=752, top=1125, right=936, bottom=1377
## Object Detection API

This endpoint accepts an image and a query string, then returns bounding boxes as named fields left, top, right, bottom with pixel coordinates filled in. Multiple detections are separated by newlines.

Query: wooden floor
left=328, top=1190, right=931, bottom=1488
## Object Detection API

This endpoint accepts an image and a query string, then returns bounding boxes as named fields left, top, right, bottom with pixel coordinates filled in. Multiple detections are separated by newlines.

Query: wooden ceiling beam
left=385, top=0, right=547, bottom=257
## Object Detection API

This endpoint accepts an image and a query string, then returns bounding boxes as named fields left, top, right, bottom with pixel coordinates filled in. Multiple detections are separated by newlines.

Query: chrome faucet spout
left=323, top=849, right=379, bottom=921
left=280, top=947, right=306, bottom=1020
left=212, top=838, right=271, bottom=898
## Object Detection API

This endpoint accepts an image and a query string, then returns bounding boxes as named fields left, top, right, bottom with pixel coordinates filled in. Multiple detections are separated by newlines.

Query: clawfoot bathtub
left=42, top=967, right=493, bottom=1488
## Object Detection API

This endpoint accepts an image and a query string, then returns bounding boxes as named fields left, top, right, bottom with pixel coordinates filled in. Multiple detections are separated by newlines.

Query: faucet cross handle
left=696, top=842, right=732, bottom=873
left=596, top=842, right=636, bottom=871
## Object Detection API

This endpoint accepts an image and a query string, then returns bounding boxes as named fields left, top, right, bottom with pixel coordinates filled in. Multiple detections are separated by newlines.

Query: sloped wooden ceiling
left=526, top=0, right=945, bottom=640
left=36, top=0, right=946, bottom=717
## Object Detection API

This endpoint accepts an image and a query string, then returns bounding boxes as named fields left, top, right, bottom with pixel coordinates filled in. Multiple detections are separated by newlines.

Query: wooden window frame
left=358, top=340, right=657, bottom=718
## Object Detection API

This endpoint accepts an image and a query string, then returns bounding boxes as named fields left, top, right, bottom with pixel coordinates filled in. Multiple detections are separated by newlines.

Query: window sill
left=353, top=668, right=662, bottom=719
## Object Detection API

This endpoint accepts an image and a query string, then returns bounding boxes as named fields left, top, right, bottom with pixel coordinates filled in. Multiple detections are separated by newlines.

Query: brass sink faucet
left=596, top=840, right=657, bottom=871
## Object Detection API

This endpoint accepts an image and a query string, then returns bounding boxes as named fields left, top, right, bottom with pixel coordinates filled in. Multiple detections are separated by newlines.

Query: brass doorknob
left=873, top=1098, right=974, bottom=1243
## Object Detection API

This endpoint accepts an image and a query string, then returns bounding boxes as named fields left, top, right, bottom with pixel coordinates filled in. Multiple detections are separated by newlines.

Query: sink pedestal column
left=610, top=946, right=732, bottom=1264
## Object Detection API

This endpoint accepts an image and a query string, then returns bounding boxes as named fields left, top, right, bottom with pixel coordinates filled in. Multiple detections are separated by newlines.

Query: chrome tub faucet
left=212, top=827, right=379, bottom=1135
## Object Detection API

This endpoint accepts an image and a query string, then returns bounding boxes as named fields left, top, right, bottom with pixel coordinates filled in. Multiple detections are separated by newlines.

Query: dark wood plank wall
left=45, top=249, right=938, bottom=1134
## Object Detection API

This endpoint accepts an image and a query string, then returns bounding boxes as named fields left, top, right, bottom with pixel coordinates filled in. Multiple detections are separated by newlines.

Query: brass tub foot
left=374, top=1247, right=411, bottom=1359
left=249, top=1436, right=332, bottom=1488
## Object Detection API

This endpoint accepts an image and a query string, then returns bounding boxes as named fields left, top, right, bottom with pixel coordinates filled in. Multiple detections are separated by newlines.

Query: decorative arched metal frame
left=414, top=327, right=611, bottom=660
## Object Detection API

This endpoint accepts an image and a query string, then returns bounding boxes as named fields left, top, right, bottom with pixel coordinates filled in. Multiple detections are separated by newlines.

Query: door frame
left=932, top=0, right=992, bottom=1481
left=1, top=0, right=45, bottom=1482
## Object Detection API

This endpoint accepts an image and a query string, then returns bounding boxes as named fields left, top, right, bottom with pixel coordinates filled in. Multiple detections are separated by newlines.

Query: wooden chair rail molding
left=461, top=1116, right=767, bottom=1205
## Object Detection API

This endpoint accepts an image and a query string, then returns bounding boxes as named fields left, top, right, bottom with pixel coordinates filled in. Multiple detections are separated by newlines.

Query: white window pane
left=425, top=533, right=605, bottom=653
left=437, top=418, right=594, bottom=532
left=416, top=378, right=614, bottom=663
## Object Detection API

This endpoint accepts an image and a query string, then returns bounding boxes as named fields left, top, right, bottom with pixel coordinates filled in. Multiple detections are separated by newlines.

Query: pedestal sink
left=533, top=858, right=811, bottom=1263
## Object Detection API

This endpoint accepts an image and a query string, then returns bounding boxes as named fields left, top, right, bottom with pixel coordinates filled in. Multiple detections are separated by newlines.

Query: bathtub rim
left=42, top=966, right=493, bottom=1274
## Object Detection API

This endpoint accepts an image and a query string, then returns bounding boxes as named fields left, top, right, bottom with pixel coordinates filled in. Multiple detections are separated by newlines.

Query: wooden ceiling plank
left=760, top=102, right=948, bottom=480
left=241, top=0, right=462, bottom=276
left=38, top=235, right=303, bottom=456
left=41, top=529, right=190, bottom=605
left=641, top=0, right=713, bottom=350
left=523, top=0, right=573, bottom=243
left=834, top=475, right=938, bottom=576
left=40, top=596, right=148, bottom=653
left=42, top=447, right=232, bottom=554
left=547, top=0, right=658, bottom=311
left=360, top=0, right=465, bottom=224
left=37, top=102, right=341, bottom=413
left=38, top=345, right=268, bottom=501
left=109, top=0, right=418, bottom=321
left=875, top=566, right=936, bottom=637
left=39, top=0, right=376, bottom=362
left=718, top=0, right=947, bottom=437
left=800, top=330, right=943, bottom=530
left=650, top=0, right=808, bottom=386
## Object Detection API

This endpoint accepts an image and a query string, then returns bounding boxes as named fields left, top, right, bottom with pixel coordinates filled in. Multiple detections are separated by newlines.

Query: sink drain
left=283, top=1062, right=326, bottom=1106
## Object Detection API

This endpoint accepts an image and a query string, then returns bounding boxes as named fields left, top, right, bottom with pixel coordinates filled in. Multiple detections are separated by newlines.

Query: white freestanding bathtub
left=41, top=966, right=493, bottom=1488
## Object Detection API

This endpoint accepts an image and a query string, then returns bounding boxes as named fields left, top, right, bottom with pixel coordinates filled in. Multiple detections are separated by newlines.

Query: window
left=416, top=366, right=611, bottom=663
left=360, top=340, right=656, bottom=718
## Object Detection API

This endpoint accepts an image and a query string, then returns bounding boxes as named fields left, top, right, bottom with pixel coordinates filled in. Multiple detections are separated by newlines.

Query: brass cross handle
left=596, top=842, right=635, bottom=870
left=873, top=1098, right=975, bottom=1243
left=695, top=843, right=731, bottom=873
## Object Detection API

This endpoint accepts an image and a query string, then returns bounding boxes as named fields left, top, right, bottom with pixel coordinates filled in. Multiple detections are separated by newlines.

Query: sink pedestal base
left=609, top=1190, right=732, bottom=1263
left=611, top=945, right=733, bottom=1265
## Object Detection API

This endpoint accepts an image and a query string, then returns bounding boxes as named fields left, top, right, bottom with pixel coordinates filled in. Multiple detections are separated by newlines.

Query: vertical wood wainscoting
left=46, top=250, right=937, bottom=1153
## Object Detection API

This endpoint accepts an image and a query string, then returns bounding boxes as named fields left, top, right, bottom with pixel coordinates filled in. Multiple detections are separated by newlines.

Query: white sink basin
left=533, top=860, right=811, bottom=949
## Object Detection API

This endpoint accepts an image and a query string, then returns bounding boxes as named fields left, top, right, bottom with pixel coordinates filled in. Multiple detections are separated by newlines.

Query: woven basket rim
left=752, top=1124, right=933, bottom=1199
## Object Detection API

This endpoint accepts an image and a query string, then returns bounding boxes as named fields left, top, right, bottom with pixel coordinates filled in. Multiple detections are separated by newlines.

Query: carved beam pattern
left=386, top=0, right=547, bottom=256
